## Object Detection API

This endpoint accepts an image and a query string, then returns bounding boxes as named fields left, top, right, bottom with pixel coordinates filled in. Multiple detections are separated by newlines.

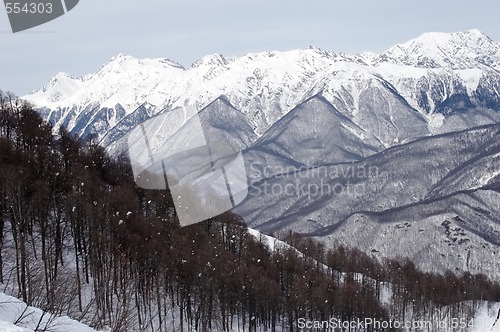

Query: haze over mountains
left=22, top=29, right=500, bottom=278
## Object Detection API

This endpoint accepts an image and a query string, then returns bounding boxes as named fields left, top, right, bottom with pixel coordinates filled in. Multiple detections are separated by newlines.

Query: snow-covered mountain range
left=22, top=29, right=500, bottom=278
left=24, top=29, right=500, bottom=148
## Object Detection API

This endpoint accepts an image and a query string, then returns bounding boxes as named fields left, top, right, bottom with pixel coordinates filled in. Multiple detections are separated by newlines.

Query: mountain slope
left=237, top=123, right=500, bottom=230
left=235, top=123, right=500, bottom=277
left=244, top=95, right=385, bottom=182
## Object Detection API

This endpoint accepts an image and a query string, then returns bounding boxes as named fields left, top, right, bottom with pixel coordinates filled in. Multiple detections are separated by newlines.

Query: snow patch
left=0, top=292, right=98, bottom=332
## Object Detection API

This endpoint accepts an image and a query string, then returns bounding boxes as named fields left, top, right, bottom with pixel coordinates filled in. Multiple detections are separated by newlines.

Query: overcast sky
left=1, top=0, right=499, bottom=96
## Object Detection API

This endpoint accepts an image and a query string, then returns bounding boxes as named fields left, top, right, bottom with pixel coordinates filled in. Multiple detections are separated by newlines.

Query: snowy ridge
left=22, top=30, right=500, bottom=147
left=372, top=29, right=500, bottom=69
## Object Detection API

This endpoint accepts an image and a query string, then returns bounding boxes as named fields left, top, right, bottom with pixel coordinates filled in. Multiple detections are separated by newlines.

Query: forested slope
left=0, top=92, right=499, bottom=331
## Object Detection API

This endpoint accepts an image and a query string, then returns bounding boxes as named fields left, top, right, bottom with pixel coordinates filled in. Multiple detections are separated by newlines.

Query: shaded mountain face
left=244, top=96, right=386, bottom=183
left=24, top=30, right=500, bottom=149
left=237, top=124, right=500, bottom=231
left=245, top=96, right=384, bottom=178
left=235, top=124, right=500, bottom=278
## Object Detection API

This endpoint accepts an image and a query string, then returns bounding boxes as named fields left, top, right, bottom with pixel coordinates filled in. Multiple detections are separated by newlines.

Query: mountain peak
left=413, top=29, right=491, bottom=46
left=458, top=28, right=488, bottom=38
left=376, top=29, right=500, bottom=69
left=29, top=71, right=82, bottom=102
left=104, top=53, right=185, bottom=70
left=108, top=53, right=135, bottom=62
left=305, top=45, right=340, bottom=59
left=191, top=54, right=230, bottom=68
